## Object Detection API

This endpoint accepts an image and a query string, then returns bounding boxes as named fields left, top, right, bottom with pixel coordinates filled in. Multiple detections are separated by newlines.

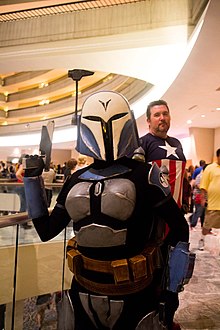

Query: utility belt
left=67, top=237, right=162, bottom=296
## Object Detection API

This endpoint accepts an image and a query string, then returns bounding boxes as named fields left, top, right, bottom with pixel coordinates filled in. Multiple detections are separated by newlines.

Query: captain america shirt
left=140, top=133, right=186, bottom=208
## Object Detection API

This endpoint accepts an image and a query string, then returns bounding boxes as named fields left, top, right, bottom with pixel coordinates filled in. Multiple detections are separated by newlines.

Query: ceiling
left=0, top=0, right=219, bottom=154
left=155, top=0, right=220, bottom=139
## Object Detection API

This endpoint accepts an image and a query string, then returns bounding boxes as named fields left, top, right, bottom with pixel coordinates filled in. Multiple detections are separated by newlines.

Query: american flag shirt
left=140, top=133, right=186, bottom=208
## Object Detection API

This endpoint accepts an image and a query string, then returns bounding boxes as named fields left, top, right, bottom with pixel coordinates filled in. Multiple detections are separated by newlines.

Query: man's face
left=147, top=104, right=170, bottom=137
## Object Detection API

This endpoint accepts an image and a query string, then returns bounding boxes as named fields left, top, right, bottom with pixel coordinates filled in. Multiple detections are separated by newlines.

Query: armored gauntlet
left=23, top=155, right=48, bottom=219
left=167, top=242, right=196, bottom=292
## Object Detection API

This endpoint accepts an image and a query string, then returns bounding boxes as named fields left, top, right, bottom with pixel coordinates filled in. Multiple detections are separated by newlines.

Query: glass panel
left=0, top=182, right=73, bottom=329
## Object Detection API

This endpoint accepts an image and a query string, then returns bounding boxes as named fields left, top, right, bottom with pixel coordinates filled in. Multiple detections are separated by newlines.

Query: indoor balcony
left=0, top=180, right=72, bottom=330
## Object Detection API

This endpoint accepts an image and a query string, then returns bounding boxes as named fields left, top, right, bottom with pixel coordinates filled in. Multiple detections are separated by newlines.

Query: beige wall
left=51, top=148, right=71, bottom=165
left=214, top=127, right=220, bottom=155
left=189, top=127, right=215, bottom=165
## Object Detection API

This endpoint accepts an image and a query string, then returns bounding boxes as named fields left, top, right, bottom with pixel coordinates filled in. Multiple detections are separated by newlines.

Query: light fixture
left=39, top=82, right=48, bottom=88
left=4, top=92, right=8, bottom=102
left=39, top=99, right=50, bottom=105
left=4, top=107, right=8, bottom=118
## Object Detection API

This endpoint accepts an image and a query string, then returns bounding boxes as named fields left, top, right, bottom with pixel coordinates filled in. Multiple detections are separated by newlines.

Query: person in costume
left=23, top=91, right=194, bottom=330
left=140, top=100, right=186, bottom=208
left=140, top=100, right=187, bottom=330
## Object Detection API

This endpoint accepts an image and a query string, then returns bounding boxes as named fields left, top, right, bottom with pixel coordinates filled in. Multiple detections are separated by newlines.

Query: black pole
left=68, top=69, right=94, bottom=125
left=11, top=224, right=19, bottom=330
left=74, top=80, right=79, bottom=126
left=61, top=227, right=67, bottom=299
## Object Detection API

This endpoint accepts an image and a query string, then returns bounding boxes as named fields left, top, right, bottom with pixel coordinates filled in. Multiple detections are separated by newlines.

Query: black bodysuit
left=32, top=157, right=189, bottom=330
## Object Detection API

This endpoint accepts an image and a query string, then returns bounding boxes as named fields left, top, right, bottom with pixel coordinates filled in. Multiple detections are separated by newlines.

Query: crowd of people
left=182, top=157, right=220, bottom=252
left=0, top=155, right=88, bottom=222
left=0, top=155, right=89, bottom=181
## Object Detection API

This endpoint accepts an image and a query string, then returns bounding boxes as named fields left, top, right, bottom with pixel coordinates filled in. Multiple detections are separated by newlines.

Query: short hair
left=78, top=155, right=87, bottom=165
left=199, top=160, right=206, bottom=166
left=216, top=148, right=220, bottom=157
left=66, top=158, right=77, bottom=169
left=146, top=99, right=170, bottom=120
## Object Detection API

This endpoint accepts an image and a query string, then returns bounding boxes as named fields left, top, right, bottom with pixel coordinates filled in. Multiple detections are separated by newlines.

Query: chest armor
left=65, top=178, right=136, bottom=248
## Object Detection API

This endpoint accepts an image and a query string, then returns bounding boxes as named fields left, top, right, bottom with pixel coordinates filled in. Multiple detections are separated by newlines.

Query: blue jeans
left=190, top=203, right=205, bottom=227
left=15, top=186, right=27, bottom=212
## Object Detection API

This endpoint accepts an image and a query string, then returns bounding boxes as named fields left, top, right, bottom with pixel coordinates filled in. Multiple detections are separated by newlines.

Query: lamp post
left=68, top=69, right=94, bottom=125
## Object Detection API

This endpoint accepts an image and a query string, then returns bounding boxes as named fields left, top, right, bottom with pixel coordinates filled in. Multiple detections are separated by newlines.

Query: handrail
left=0, top=181, right=63, bottom=188
left=0, top=212, right=29, bottom=229
left=0, top=181, right=63, bottom=228
left=0, top=208, right=54, bottom=229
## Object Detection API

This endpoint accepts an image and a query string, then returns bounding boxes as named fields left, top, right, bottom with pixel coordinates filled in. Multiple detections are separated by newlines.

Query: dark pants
left=190, top=203, right=205, bottom=227
left=0, top=304, right=6, bottom=330
left=45, top=189, right=53, bottom=207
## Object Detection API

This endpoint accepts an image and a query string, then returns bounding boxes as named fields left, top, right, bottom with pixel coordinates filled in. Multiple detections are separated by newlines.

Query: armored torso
left=64, top=159, right=170, bottom=260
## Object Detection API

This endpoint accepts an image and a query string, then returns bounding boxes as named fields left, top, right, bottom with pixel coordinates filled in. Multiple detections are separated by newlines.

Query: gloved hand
left=167, top=241, right=191, bottom=292
left=23, top=155, right=45, bottom=177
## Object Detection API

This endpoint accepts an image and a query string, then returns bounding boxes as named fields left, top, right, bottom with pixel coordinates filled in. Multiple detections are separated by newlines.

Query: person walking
left=198, top=148, right=220, bottom=251
left=181, top=169, right=192, bottom=216
left=189, top=164, right=208, bottom=231
left=191, top=159, right=206, bottom=181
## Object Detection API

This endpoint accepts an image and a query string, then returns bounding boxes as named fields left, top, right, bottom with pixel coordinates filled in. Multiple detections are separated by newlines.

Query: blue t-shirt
left=192, top=166, right=203, bottom=179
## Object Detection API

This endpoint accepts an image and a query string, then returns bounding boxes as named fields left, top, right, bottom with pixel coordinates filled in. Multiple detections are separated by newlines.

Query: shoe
left=198, top=239, right=204, bottom=250
left=207, top=230, right=217, bottom=236
left=21, top=223, right=32, bottom=229
left=172, top=321, right=181, bottom=330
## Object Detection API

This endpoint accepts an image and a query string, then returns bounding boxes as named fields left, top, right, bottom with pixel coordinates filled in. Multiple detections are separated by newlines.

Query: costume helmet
left=76, top=91, right=139, bottom=162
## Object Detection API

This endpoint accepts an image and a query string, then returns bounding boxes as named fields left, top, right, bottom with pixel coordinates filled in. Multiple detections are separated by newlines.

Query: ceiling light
left=216, top=107, right=220, bottom=111
left=39, top=82, right=48, bottom=88
left=187, top=119, right=192, bottom=124
left=39, top=99, right=50, bottom=105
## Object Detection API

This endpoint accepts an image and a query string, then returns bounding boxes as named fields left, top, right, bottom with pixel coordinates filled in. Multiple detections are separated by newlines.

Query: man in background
left=199, top=148, right=220, bottom=251
left=140, top=100, right=186, bottom=209
left=192, top=159, right=206, bottom=180
left=140, top=99, right=186, bottom=330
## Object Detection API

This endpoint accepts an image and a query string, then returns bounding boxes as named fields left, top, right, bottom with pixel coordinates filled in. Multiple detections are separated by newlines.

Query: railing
left=0, top=181, right=73, bottom=330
